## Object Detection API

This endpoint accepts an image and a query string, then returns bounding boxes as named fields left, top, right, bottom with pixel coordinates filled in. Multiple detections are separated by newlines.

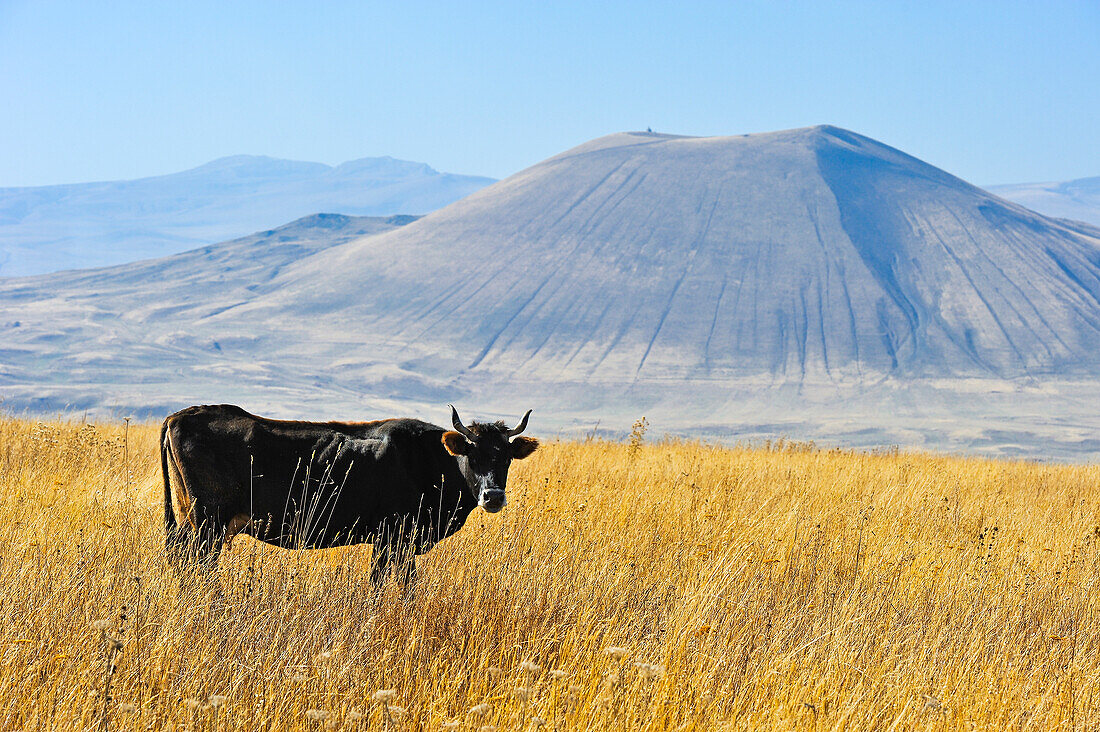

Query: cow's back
left=168, top=404, right=317, bottom=464
left=165, top=405, right=337, bottom=512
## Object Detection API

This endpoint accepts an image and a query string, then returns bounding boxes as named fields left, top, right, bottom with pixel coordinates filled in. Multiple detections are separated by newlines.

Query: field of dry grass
left=1, top=416, right=1099, bottom=730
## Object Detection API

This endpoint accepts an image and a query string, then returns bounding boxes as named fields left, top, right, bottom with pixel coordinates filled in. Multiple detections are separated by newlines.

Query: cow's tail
left=161, top=418, right=176, bottom=535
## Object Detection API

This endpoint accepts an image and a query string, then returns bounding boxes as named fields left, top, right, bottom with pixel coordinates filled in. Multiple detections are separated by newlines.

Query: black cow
left=160, top=404, right=538, bottom=583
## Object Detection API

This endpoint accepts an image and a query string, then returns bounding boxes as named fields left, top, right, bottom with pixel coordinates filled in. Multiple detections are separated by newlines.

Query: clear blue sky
left=1, top=1, right=1098, bottom=187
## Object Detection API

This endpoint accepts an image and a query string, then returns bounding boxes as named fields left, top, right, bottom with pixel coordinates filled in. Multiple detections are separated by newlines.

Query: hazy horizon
left=0, top=151, right=493, bottom=190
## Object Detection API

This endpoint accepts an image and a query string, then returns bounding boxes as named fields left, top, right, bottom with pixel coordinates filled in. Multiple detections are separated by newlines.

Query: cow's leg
left=370, top=538, right=417, bottom=588
left=223, top=513, right=253, bottom=552
left=370, top=541, right=394, bottom=586
left=167, top=528, right=193, bottom=570
left=189, top=502, right=229, bottom=567
left=164, top=510, right=192, bottom=569
left=396, top=551, right=417, bottom=588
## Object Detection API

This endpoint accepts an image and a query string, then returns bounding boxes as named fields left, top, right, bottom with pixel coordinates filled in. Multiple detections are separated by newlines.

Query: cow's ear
left=442, top=431, right=470, bottom=456
left=510, top=436, right=539, bottom=460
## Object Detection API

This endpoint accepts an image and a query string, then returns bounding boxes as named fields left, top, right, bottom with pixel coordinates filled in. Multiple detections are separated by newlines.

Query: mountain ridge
left=0, top=154, right=450, bottom=193
left=988, top=175, right=1100, bottom=228
left=0, top=155, right=493, bottom=276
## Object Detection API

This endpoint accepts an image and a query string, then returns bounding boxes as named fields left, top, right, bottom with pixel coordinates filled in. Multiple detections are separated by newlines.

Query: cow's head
left=441, top=405, right=538, bottom=513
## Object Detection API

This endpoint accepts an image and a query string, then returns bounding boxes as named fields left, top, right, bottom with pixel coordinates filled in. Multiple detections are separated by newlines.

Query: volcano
left=3, top=127, right=1100, bottom=457
left=232, top=126, right=1100, bottom=382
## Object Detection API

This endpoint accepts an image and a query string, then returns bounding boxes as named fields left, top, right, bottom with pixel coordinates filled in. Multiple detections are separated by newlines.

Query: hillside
left=989, top=175, right=1100, bottom=228
left=0, top=213, right=417, bottom=416
left=2, top=127, right=1100, bottom=457
left=0, top=155, right=492, bottom=276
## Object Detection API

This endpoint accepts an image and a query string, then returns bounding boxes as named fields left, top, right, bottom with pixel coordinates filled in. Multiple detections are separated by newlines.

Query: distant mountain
left=2, top=127, right=1100, bottom=459
left=988, top=176, right=1100, bottom=228
left=0, top=155, right=493, bottom=276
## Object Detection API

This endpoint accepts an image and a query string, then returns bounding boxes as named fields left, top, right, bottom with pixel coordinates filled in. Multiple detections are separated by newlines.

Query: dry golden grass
left=1, top=416, right=1099, bottom=730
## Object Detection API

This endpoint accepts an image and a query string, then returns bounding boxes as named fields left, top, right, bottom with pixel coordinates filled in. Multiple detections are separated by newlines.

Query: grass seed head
left=634, top=662, right=664, bottom=681
left=468, top=703, right=491, bottom=716
left=372, top=689, right=397, bottom=702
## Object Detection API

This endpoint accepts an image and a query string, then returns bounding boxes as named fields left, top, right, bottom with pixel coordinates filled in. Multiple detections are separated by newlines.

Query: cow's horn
left=449, top=404, right=476, bottom=440
left=507, top=409, right=532, bottom=438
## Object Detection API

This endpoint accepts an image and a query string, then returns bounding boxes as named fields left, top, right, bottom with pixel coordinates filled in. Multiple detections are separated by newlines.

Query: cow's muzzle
left=479, top=489, right=507, bottom=513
